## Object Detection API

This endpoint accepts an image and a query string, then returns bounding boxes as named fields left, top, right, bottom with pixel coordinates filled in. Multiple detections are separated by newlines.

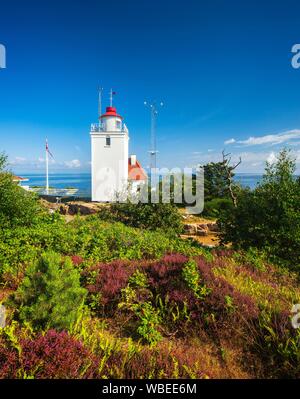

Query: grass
left=213, top=261, right=300, bottom=312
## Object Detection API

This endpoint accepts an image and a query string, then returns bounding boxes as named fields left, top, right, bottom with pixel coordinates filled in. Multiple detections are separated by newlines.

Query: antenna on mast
left=144, top=100, right=163, bottom=172
left=98, top=87, right=103, bottom=118
left=109, top=89, right=117, bottom=107
left=109, top=88, right=113, bottom=107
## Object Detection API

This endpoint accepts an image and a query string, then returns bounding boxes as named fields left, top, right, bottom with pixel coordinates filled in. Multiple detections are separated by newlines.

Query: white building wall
left=91, top=129, right=129, bottom=202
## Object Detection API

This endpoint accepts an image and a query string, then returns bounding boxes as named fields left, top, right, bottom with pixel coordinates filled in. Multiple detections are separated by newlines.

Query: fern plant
left=182, top=260, right=211, bottom=300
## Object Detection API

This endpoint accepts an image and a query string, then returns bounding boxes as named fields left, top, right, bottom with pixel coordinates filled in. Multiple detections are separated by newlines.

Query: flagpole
left=46, top=139, right=49, bottom=194
left=110, top=88, right=113, bottom=107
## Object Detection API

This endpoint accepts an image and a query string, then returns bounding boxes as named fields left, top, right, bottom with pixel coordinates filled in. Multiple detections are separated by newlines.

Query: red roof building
left=12, top=175, right=29, bottom=182
left=128, top=156, right=147, bottom=181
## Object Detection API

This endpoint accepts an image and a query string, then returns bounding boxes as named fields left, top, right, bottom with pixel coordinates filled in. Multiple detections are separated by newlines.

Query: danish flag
left=46, top=139, right=54, bottom=159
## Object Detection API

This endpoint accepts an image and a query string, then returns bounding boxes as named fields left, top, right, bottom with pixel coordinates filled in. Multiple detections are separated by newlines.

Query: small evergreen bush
left=8, top=252, right=88, bottom=331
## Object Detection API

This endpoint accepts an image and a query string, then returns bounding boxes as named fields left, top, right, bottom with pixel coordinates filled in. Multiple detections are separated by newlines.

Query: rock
left=67, top=204, right=97, bottom=216
left=0, top=304, right=6, bottom=328
left=183, top=224, right=197, bottom=235
left=183, top=222, right=218, bottom=236
left=198, top=223, right=209, bottom=230
left=196, top=227, right=208, bottom=236
left=206, top=223, right=219, bottom=232
left=192, top=222, right=219, bottom=233
left=67, top=204, right=79, bottom=215
left=59, top=205, right=67, bottom=215
left=202, top=244, right=216, bottom=248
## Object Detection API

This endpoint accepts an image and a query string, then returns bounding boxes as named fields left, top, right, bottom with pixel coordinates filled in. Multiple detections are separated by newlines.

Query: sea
left=19, top=173, right=264, bottom=199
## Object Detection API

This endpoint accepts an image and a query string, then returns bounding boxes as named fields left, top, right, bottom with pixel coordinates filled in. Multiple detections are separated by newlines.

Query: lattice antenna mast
left=144, top=101, right=163, bottom=171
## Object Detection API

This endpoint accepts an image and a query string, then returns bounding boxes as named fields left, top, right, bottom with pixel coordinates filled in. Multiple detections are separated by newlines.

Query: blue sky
left=1, top=0, right=300, bottom=173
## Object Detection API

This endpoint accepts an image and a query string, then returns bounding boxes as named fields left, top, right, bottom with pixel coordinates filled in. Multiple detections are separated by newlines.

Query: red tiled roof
left=12, top=175, right=28, bottom=181
left=128, top=158, right=147, bottom=181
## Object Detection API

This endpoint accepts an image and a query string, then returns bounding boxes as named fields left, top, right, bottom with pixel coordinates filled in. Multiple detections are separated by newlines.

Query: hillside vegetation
left=0, top=150, right=299, bottom=379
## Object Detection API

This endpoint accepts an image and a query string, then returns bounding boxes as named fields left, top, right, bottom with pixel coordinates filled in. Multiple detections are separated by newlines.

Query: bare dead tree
left=222, top=150, right=242, bottom=207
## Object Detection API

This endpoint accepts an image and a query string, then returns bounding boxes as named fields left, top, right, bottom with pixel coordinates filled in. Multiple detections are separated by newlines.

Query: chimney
left=130, top=154, right=136, bottom=166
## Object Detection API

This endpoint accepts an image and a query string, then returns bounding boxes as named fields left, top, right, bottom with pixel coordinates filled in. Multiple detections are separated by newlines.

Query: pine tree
left=9, top=252, right=87, bottom=330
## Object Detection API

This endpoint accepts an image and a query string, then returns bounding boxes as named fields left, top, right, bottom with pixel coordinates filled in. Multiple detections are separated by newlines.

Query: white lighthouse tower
left=90, top=91, right=147, bottom=202
left=90, top=93, right=129, bottom=202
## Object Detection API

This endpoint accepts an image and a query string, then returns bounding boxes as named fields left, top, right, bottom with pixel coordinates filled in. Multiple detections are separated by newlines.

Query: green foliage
left=119, top=285, right=162, bottom=346
left=0, top=152, right=7, bottom=171
left=0, top=153, right=42, bottom=228
left=213, top=256, right=300, bottom=312
left=134, top=302, right=162, bottom=346
left=1, top=247, right=300, bottom=378
left=203, top=161, right=236, bottom=201
left=0, top=216, right=205, bottom=286
left=0, top=214, right=73, bottom=286
left=219, top=149, right=300, bottom=271
left=118, top=270, right=163, bottom=346
left=224, top=295, right=236, bottom=313
left=8, top=252, right=88, bottom=331
left=235, top=248, right=267, bottom=272
left=203, top=197, right=234, bottom=218
left=128, top=270, right=149, bottom=289
left=156, top=295, right=190, bottom=327
left=182, top=260, right=211, bottom=300
left=1, top=141, right=299, bottom=378
left=255, top=310, right=300, bottom=378
left=100, top=202, right=183, bottom=234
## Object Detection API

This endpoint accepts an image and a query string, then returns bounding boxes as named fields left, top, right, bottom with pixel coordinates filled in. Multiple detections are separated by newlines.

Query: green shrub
left=128, top=270, right=149, bottom=289
left=99, top=202, right=183, bottom=234
left=134, top=301, right=162, bottom=346
left=203, top=198, right=234, bottom=218
left=234, top=248, right=267, bottom=272
left=8, top=252, right=88, bottom=331
left=0, top=153, right=42, bottom=228
left=119, top=285, right=162, bottom=346
left=182, top=260, right=211, bottom=300
left=203, top=160, right=237, bottom=201
left=219, top=149, right=300, bottom=272
left=0, top=216, right=206, bottom=286
left=0, top=215, right=74, bottom=286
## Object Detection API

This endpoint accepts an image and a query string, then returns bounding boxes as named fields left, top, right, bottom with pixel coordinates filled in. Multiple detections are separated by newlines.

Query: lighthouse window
left=106, top=136, right=111, bottom=146
left=116, top=120, right=121, bottom=130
